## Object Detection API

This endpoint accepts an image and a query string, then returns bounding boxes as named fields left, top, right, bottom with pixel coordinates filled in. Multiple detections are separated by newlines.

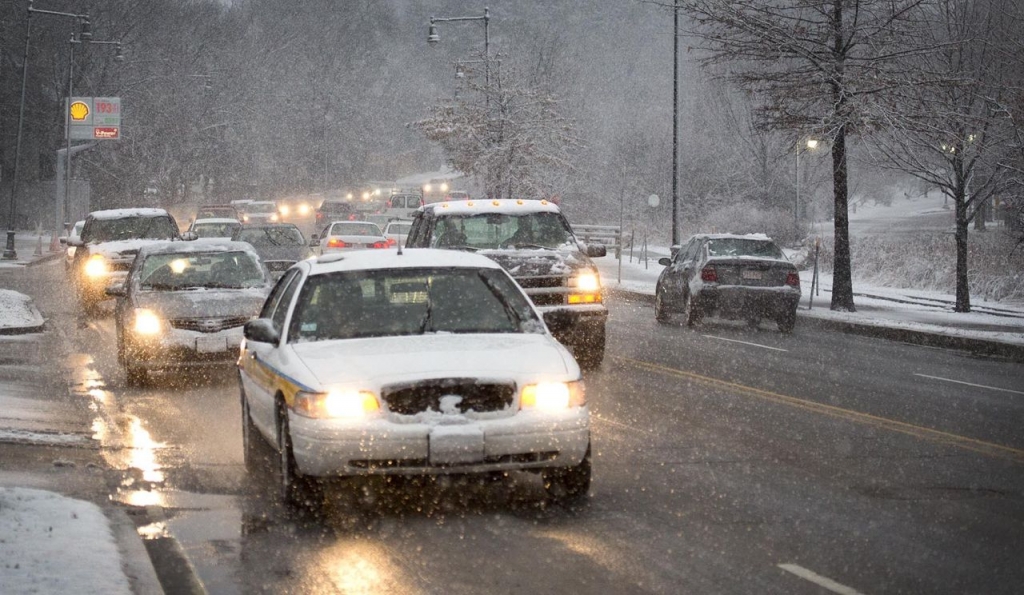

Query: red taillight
left=348, top=214, right=357, bottom=221
left=327, top=238, right=347, bottom=248
left=386, top=238, right=397, bottom=247
left=700, top=266, right=718, bottom=283
left=786, top=271, right=800, bottom=287
left=371, top=241, right=388, bottom=249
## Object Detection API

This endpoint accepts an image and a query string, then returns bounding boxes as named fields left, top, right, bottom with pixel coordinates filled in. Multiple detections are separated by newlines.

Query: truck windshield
left=432, top=212, right=576, bottom=250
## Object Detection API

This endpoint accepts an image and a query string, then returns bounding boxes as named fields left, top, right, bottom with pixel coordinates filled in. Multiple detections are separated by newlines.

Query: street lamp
left=62, top=35, right=124, bottom=236
left=795, top=138, right=820, bottom=242
left=4, top=1, right=91, bottom=260
left=427, top=8, right=491, bottom=101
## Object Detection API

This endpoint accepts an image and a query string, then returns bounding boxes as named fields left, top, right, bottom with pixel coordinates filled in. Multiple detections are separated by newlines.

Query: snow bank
left=0, top=290, right=44, bottom=331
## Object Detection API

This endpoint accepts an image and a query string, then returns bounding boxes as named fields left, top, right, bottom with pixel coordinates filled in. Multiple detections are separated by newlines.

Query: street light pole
left=671, top=0, right=680, bottom=246
left=428, top=8, right=491, bottom=105
left=3, top=1, right=91, bottom=260
left=794, top=138, right=818, bottom=242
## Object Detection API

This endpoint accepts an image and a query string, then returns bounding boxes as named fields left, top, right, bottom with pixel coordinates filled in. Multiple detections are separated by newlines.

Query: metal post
left=671, top=0, right=679, bottom=246
left=3, top=9, right=33, bottom=260
left=795, top=145, right=800, bottom=242
left=484, top=7, right=490, bottom=105
left=64, top=36, right=75, bottom=238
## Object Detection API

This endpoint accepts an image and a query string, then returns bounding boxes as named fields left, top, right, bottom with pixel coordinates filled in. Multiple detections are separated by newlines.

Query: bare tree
left=867, top=0, right=1019, bottom=312
left=673, top=0, right=923, bottom=311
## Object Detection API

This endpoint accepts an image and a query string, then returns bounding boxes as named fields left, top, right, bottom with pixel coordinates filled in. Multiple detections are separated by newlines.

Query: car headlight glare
left=269, top=213, right=279, bottom=222
left=521, top=380, right=585, bottom=411
left=84, top=255, right=108, bottom=278
left=294, top=390, right=380, bottom=419
left=279, top=205, right=290, bottom=216
left=298, top=204, right=310, bottom=215
left=573, top=272, right=601, bottom=292
left=133, top=308, right=163, bottom=335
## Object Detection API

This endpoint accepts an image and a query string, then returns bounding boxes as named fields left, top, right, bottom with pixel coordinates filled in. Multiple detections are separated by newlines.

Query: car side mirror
left=67, top=237, right=84, bottom=247
left=244, top=319, right=279, bottom=344
left=658, top=257, right=672, bottom=267
left=59, top=237, right=68, bottom=246
left=584, top=243, right=607, bottom=258
left=105, top=285, right=127, bottom=298
left=669, top=244, right=681, bottom=258
left=181, top=231, right=198, bottom=241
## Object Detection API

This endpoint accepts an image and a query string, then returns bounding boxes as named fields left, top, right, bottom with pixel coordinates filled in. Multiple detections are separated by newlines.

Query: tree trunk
left=830, top=123, right=856, bottom=312
left=954, top=193, right=971, bottom=312
left=973, top=198, right=987, bottom=231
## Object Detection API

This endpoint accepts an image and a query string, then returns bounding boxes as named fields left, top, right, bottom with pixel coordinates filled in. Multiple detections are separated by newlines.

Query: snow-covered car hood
left=292, top=333, right=576, bottom=389
left=134, top=287, right=267, bottom=320
left=87, top=239, right=176, bottom=261
left=478, top=248, right=590, bottom=278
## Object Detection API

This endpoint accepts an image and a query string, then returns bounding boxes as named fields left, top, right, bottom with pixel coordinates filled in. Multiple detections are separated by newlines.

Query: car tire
left=777, top=308, right=797, bottom=333
left=543, top=445, right=592, bottom=506
left=575, top=326, right=606, bottom=371
left=241, top=390, right=267, bottom=474
left=682, top=292, right=702, bottom=327
left=276, top=404, right=322, bottom=511
left=125, top=360, right=147, bottom=387
left=654, top=288, right=671, bottom=323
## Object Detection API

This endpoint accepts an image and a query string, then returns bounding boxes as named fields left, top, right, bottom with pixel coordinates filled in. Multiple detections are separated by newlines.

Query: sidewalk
left=0, top=231, right=65, bottom=270
left=594, top=249, right=1024, bottom=359
left=0, top=264, right=163, bottom=594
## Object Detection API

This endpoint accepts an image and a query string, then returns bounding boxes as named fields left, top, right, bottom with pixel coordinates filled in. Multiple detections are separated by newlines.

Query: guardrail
left=573, top=224, right=622, bottom=252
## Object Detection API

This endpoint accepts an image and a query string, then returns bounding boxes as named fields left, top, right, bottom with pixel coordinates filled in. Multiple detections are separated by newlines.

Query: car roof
left=307, top=248, right=503, bottom=275
left=87, top=208, right=169, bottom=220
left=136, top=239, right=259, bottom=257
left=690, top=233, right=774, bottom=242
left=421, top=199, right=561, bottom=216
left=238, top=222, right=299, bottom=229
left=192, top=218, right=240, bottom=225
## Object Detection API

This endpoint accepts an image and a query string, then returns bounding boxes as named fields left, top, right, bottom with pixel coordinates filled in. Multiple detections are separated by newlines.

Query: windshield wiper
left=417, top=283, right=434, bottom=334
left=262, top=228, right=284, bottom=246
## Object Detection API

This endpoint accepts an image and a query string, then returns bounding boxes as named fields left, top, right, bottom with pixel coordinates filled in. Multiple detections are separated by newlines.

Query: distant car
left=239, top=201, right=279, bottom=224
left=655, top=233, right=801, bottom=331
left=69, top=208, right=183, bottom=312
left=232, top=223, right=313, bottom=279
left=109, top=240, right=272, bottom=386
left=194, top=205, right=239, bottom=221
left=61, top=220, right=85, bottom=271
left=444, top=191, right=471, bottom=201
left=314, top=200, right=360, bottom=228
left=382, top=219, right=412, bottom=247
left=316, top=221, right=389, bottom=254
left=238, top=249, right=591, bottom=510
left=187, top=218, right=242, bottom=239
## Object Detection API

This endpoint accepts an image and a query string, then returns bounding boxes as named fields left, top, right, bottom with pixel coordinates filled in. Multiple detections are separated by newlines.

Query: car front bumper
left=126, top=326, right=244, bottom=370
left=289, top=407, right=590, bottom=478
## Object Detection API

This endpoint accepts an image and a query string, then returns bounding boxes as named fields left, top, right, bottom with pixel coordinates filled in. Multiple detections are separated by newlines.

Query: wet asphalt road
left=18, top=260, right=1024, bottom=594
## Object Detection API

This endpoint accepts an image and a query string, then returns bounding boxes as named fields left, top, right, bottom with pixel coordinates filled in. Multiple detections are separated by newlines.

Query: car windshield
left=137, top=250, right=265, bottom=290
left=385, top=222, right=411, bottom=235
left=191, top=222, right=240, bottom=238
left=329, top=222, right=382, bottom=237
left=83, top=216, right=179, bottom=243
left=244, top=202, right=277, bottom=214
left=706, top=238, right=785, bottom=259
left=431, top=211, right=575, bottom=250
left=235, top=226, right=305, bottom=246
left=290, top=267, right=541, bottom=341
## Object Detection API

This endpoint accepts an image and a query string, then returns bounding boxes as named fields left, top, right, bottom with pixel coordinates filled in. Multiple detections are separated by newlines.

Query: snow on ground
left=0, top=290, right=44, bottom=330
left=808, top=189, right=954, bottom=238
left=0, top=487, right=131, bottom=595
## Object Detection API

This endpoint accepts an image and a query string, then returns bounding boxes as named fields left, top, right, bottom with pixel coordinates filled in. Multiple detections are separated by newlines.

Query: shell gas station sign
left=67, top=97, right=121, bottom=141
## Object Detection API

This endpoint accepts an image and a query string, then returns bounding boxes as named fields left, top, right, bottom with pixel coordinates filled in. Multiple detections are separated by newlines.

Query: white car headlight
left=83, top=255, right=108, bottom=278
left=294, top=389, right=380, bottom=419
left=572, top=272, right=601, bottom=292
left=133, top=308, right=163, bottom=335
left=521, top=380, right=585, bottom=411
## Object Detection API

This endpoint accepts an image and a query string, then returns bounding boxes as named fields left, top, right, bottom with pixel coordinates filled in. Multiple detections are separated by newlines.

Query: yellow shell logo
left=69, top=101, right=89, bottom=121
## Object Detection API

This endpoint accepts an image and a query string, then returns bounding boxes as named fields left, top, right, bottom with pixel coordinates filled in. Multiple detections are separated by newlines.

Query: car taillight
left=700, top=266, right=718, bottom=283
left=371, top=241, right=388, bottom=249
left=348, top=214, right=357, bottom=221
left=386, top=238, right=397, bottom=246
left=786, top=271, right=800, bottom=287
left=327, top=238, right=347, bottom=248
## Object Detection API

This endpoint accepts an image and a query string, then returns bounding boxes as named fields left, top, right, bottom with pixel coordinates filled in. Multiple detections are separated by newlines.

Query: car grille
left=169, top=316, right=250, bottom=333
left=382, top=378, right=516, bottom=415
left=265, top=260, right=296, bottom=272
left=516, top=275, right=566, bottom=306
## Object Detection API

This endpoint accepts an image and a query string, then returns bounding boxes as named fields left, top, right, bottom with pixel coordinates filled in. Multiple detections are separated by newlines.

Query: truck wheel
left=574, top=326, right=606, bottom=371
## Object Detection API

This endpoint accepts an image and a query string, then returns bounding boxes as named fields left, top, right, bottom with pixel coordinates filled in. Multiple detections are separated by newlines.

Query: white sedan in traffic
left=315, top=220, right=389, bottom=254
left=237, top=249, right=591, bottom=510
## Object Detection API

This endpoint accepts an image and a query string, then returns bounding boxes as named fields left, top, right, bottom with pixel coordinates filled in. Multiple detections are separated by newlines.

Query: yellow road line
left=613, top=355, right=1024, bottom=463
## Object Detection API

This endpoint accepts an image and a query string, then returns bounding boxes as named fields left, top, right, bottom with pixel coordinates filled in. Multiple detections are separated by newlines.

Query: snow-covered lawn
left=0, top=487, right=131, bottom=595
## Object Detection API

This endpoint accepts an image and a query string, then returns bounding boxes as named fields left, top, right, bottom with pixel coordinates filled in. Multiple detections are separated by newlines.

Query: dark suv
left=70, top=208, right=182, bottom=311
left=406, top=199, right=608, bottom=369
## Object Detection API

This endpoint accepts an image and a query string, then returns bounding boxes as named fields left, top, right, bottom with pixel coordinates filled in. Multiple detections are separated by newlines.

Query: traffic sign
left=67, top=97, right=121, bottom=141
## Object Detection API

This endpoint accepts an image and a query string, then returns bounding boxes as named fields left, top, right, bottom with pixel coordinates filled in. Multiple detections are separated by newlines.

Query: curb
left=109, top=507, right=166, bottom=595
left=606, top=287, right=1024, bottom=363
